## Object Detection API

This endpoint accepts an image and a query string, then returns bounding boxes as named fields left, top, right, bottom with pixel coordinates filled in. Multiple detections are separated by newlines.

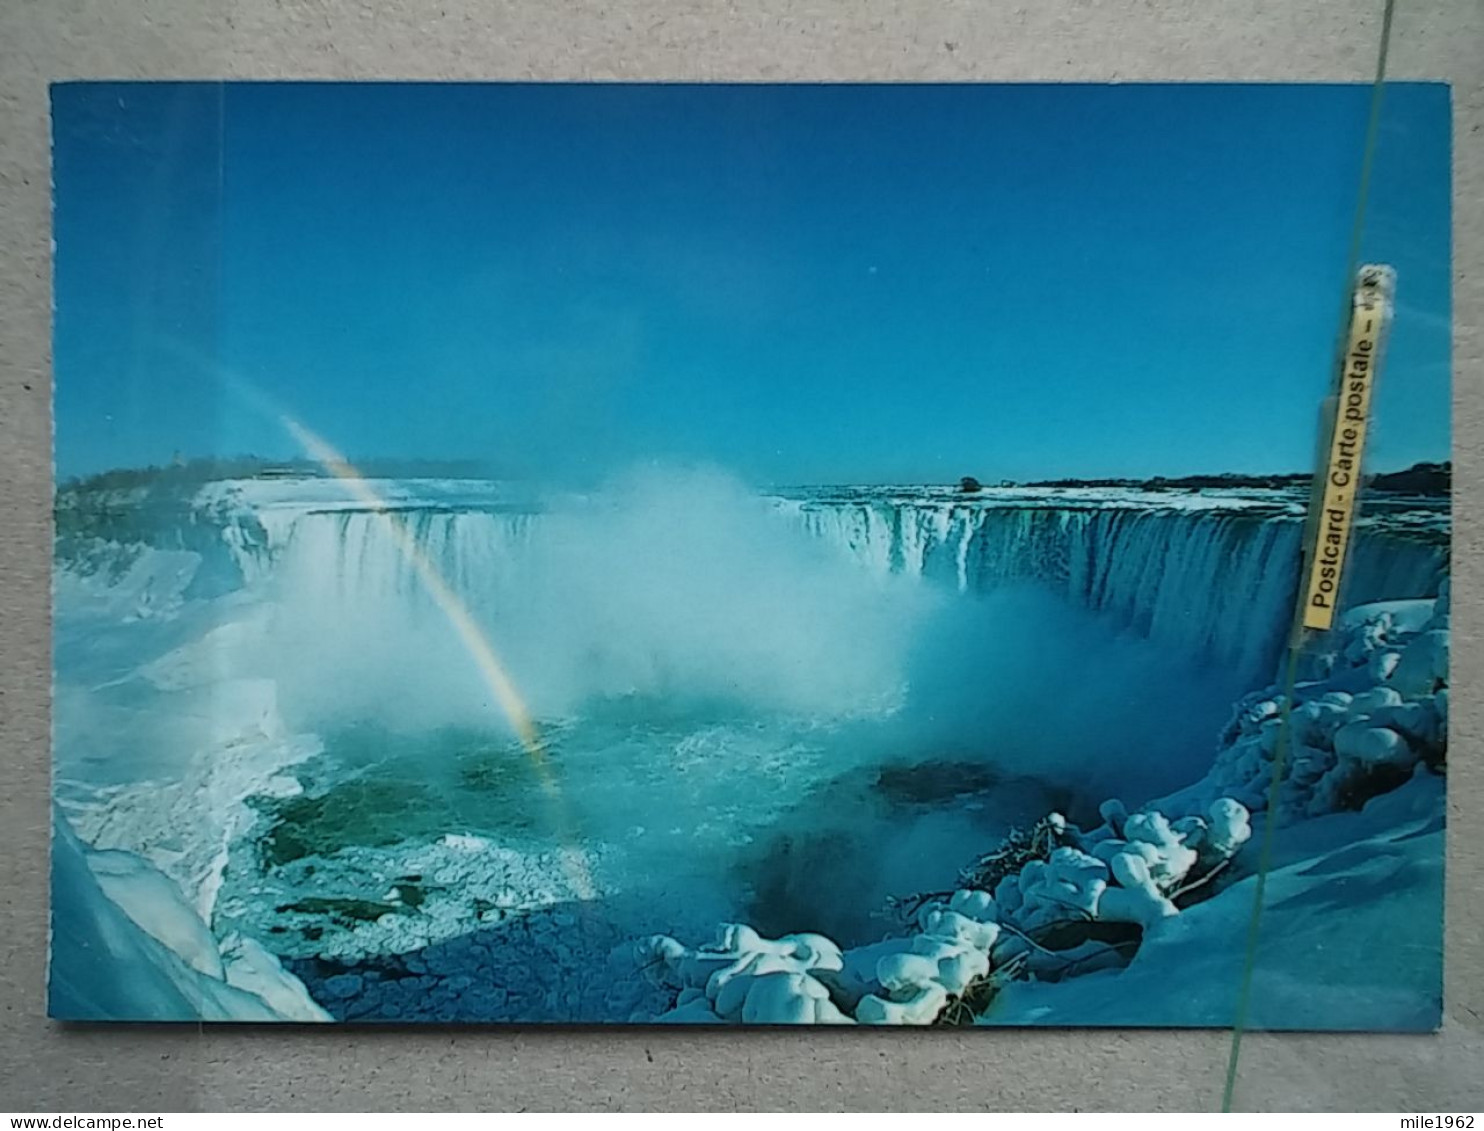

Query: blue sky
left=52, top=82, right=1451, bottom=484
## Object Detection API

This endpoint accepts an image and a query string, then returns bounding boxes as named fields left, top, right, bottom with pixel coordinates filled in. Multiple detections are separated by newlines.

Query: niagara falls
left=49, top=465, right=1449, bottom=1026
left=46, top=81, right=1452, bottom=1032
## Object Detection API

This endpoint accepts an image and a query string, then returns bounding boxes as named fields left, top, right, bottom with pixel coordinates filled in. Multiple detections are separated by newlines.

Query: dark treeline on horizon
left=1016, top=461, right=1450, bottom=496
left=57, top=455, right=497, bottom=493
left=58, top=456, right=1453, bottom=498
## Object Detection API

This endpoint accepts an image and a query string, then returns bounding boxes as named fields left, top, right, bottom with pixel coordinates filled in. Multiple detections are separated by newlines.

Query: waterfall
left=65, top=479, right=1446, bottom=686
left=788, top=496, right=1446, bottom=676
left=246, top=492, right=1450, bottom=683
left=268, top=508, right=538, bottom=610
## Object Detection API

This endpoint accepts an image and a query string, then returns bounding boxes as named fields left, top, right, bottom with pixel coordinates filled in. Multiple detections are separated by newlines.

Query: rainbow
left=282, top=416, right=597, bottom=901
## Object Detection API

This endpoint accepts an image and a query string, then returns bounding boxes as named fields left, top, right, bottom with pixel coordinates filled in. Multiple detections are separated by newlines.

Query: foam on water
left=53, top=470, right=1450, bottom=988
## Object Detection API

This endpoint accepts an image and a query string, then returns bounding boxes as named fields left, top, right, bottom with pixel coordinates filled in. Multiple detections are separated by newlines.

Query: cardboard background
left=1, top=0, right=1479, bottom=1110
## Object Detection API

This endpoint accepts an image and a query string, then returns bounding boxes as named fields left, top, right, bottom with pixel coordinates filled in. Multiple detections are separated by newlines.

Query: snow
left=53, top=546, right=202, bottom=623
left=197, top=475, right=522, bottom=516
left=628, top=881, right=1004, bottom=1025
left=620, top=749, right=1439, bottom=1029
left=64, top=726, right=323, bottom=924
left=983, top=772, right=1443, bottom=1030
left=215, top=830, right=608, bottom=963
left=219, top=934, right=328, bottom=1021
left=85, top=847, right=227, bottom=978
left=615, top=573, right=1444, bottom=1027
left=633, top=926, right=855, bottom=1024
left=49, top=813, right=328, bottom=1022
left=55, top=561, right=321, bottom=922
left=49, top=476, right=1449, bottom=1026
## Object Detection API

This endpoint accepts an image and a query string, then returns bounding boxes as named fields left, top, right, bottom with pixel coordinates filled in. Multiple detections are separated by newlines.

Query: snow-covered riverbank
left=616, top=586, right=1448, bottom=1028
left=49, top=476, right=1448, bottom=1026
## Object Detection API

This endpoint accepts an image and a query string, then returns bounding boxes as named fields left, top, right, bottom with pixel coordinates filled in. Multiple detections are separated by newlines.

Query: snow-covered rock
left=1014, top=847, right=1108, bottom=924
left=632, top=924, right=853, bottom=1024
left=627, top=775, right=1257, bottom=1026
left=1203, top=797, right=1252, bottom=861
left=1099, top=853, right=1178, bottom=928
left=85, top=847, right=227, bottom=979
left=1391, top=630, right=1449, bottom=698
left=855, top=982, right=950, bottom=1024
left=740, top=971, right=853, bottom=1024
left=986, top=773, right=1444, bottom=1029
left=853, top=887, right=1001, bottom=1024
left=220, top=934, right=331, bottom=1022
left=1163, top=593, right=1448, bottom=827
left=49, top=813, right=329, bottom=1022
left=877, top=937, right=988, bottom=998
left=1334, top=723, right=1411, bottom=768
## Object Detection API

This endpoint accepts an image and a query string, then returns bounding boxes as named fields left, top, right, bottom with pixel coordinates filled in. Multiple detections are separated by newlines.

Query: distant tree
left=959, top=476, right=983, bottom=493
left=1369, top=461, right=1450, bottom=496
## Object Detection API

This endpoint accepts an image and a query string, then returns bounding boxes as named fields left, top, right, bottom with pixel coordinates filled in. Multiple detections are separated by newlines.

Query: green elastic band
left=1220, top=0, right=1397, bottom=1111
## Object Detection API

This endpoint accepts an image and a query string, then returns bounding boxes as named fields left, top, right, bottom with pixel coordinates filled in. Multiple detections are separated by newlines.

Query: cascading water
left=70, top=483, right=1446, bottom=683
left=783, top=490, right=1445, bottom=678
left=54, top=473, right=1450, bottom=1020
left=250, top=493, right=1444, bottom=671
left=271, top=508, right=538, bottom=606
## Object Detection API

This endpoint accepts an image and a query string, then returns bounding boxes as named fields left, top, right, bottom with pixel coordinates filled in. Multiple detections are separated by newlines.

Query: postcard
left=49, top=82, right=1450, bottom=1026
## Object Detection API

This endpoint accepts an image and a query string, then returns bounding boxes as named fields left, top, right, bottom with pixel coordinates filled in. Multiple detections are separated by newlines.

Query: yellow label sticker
left=1302, top=265, right=1395, bottom=631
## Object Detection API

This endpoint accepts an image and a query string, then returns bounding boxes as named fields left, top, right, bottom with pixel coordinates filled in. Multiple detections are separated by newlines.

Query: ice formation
left=631, top=925, right=854, bottom=1024
left=61, top=478, right=1445, bottom=677
left=786, top=490, right=1445, bottom=676
left=626, top=786, right=1255, bottom=1026
left=50, top=814, right=328, bottom=1022
left=50, top=476, right=1449, bottom=1025
left=621, top=579, right=1448, bottom=1024
left=1160, top=581, right=1450, bottom=825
